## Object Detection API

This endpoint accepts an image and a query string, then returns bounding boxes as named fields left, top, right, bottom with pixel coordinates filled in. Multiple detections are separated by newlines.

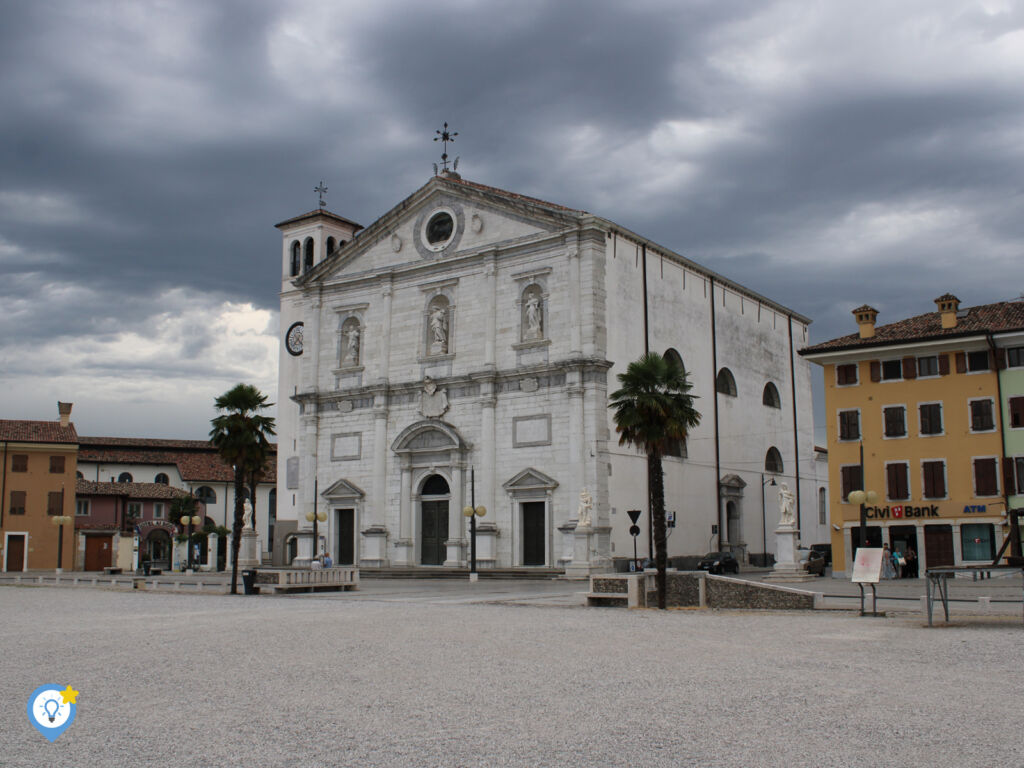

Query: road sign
left=628, top=525, right=640, bottom=537
left=627, top=509, right=642, bottom=524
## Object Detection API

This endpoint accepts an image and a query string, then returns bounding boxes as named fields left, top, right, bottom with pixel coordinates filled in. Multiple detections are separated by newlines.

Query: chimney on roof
left=58, top=401, right=73, bottom=428
left=935, top=293, right=960, bottom=329
left=853, top=305, right=878, bottom=339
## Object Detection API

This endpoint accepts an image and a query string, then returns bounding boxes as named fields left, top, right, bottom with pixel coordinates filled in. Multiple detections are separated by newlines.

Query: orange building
left=801, top=296, right=1022, bottom=574
left=1, top=404, right=79, bottom=571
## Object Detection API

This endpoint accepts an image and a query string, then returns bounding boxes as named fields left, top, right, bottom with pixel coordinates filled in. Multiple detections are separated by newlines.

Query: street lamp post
left=761, top=474, right=777, bottom=567
left=848, top=442, right=878, bottom=553
left=304, top=477, right=327, bottom=562
left=51, top=514, right=71, bottom=573
left=462, top=467, right=486, bottom=582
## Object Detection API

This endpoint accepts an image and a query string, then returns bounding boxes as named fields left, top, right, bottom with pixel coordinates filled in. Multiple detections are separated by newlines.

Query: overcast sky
left=1, top=0, right=1022, bottom=442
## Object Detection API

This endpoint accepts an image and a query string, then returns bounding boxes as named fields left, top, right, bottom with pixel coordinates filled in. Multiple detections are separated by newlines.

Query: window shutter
left=938, top=354, right=950, bottom=375
left=995, top=348, right=1007, bottom=369
left=1004, top=457, right=1016, bottom=494
left=870, top=361, right=881, bottom=382
left=902, top=357, right=916, bottom=379
left=1010, top=397, right=1024, bottom=429
left=955, top=352, right=967, bottom=373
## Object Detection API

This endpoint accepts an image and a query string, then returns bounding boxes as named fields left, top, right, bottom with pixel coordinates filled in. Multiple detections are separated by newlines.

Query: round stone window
left=422, top=208, right=456, bottom=252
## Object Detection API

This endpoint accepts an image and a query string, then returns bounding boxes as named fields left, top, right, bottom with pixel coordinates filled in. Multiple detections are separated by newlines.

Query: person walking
left=882, top=545, right=897, bottom=579
left=323, top=552, right=333, bottom=568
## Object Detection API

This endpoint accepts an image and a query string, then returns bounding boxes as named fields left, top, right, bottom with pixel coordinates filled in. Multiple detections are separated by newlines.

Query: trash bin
left=241, top=569, right=259, bottom=595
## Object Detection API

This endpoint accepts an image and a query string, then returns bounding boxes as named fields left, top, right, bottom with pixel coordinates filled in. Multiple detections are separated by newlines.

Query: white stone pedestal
left=475, top=522, right=498, bottom=568
left=557, top=521, right=577, bottom=566
left=766, top=524, right=814, bottom=582
left=202, top=533, right=217, bottom=572
left=565, top=524, right=595, bottom=580
left=236, top=529, right=260, bottom=569
left=360, top=525, right=389, bottom=567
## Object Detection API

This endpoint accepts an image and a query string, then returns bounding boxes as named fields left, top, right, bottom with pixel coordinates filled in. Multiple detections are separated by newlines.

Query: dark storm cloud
left=1, top=0, right=1023, bottom=437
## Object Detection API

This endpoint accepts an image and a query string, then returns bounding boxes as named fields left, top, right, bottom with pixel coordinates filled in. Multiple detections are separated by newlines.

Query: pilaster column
left=372, top=406, right=387, bottom=525
left=481, top=385, right=497, bottom=518
left=567, top=374, right=585, bottom=495
left=568, top=244, right=582, bottom=356
left=952, top=523, right=963, bottom=564
left=483, top=255, right=497, bottom=367
left=309, top=295, right=322, bottom=391
left=400, top=464, right=412, bottom=542
left=446, top=462, right=465, bottom=566
left=378, top=279, right=393, bottom=382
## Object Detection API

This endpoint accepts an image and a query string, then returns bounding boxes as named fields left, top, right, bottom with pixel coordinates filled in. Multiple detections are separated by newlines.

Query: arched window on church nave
left=290, top=241, right=301, bottom=277
left=762, top=381, right=781, bottom=409
left=716, top=367, right=737, bottom=397
left=195, top=486, right=216, bottom=506
left=339, top=316, right=361, bottom=367
left=303, top=238, right=314, bottom=272
left=520, top=284, right=545, bottom=342
left=326, top=236, right=336, bottom=256
left=425, top=295, right=451, bottom=356
left=663, top=348, right=688, bottom=457
left=154, top=473, right=169, bottom=485
left=765, top=447, right=784, bottom=474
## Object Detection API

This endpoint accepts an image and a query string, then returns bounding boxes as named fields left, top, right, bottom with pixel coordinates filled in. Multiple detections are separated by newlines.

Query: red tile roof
left=78, top=437, right=277, bottom=483
left=76, top=480, right=192, bottom=500
left=0, top=420, right=78, bottom=443
left=800, top=299, right=1024, bottom=355
left=274, top=208, right=364, bottom=230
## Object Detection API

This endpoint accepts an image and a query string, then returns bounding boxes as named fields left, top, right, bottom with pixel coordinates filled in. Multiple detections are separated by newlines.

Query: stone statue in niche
left=524, top=291, right=543, bottom=339
left=777, top=483, right=796, bottom=527
left=576, top=487, right=593, bottom=528
left=342, top=323, right=360, bottom=365
left=429, top=303, right=448, bottom=354
left=419, top=376, right=449, bottom=419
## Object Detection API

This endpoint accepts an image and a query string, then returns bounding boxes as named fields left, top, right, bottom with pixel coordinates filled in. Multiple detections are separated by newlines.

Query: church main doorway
left=420, top=474, right=450, bottom=566
left=336, top=508, right=355, bottom=566
left=522, top=502, right=545, bottom=566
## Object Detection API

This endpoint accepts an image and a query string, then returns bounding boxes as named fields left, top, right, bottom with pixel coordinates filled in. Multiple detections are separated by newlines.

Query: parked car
left=697, top=551, right=739, bottom=575
left=808, top=543, right=832, bottom=566
left=797, top=549, right=827, bottom=576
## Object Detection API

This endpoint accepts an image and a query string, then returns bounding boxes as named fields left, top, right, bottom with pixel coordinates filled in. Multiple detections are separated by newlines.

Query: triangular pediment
left=503, top=467, right=559, bottom=492
left=719, top=474, right=747, bottom=489
left=299, top=176, right=584, bottom=286
left=321, top=478, right=366, bottom=499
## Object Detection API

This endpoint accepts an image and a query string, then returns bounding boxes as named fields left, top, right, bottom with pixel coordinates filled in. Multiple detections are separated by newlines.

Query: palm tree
left=210, top=384, right=276, bottom=595
left=609, top=352, right=701, bottom=609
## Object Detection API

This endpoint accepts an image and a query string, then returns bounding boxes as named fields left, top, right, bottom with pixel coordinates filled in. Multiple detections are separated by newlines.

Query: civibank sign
left=862, top=504, right=989, bottom=520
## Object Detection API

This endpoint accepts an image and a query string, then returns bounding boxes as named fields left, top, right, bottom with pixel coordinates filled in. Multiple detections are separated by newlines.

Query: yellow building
left=0, top=404, right=79, bottom=572
left=801, top=295, right=1021, bottom=574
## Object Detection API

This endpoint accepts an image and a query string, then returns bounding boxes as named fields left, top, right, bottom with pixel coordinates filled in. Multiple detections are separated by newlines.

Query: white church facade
left=275, top=171, right=826, bottom=573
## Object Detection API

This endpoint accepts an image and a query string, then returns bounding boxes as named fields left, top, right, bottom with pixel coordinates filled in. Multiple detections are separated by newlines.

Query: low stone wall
left=593, top=571, right=817, bottom=610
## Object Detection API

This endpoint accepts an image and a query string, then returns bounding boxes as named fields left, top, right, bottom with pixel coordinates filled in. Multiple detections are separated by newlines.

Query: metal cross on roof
left=433, top=122, right=459, bottom=174
left=315, top=180, right=328, bottom=208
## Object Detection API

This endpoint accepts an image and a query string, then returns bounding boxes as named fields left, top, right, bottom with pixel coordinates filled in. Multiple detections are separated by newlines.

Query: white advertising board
left=851, top=548, right=884, bottom=583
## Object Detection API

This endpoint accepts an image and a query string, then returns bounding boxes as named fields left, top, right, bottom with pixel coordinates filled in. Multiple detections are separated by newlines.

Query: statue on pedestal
left=242, top=499, right=254, bottom=530
left=576, top=488, right=593, bottom=528
left=777, top=483, right=796, bottom=527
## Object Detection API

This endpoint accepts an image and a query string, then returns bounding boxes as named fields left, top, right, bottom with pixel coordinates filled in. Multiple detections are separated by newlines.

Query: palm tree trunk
left=648, top=450, right=668, bottom=609
left=229, top=467, right=245, bottom=595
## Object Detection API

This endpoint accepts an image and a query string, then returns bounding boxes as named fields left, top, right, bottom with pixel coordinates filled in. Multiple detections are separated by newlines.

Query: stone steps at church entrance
left=360, top=567, right=564, bottom=581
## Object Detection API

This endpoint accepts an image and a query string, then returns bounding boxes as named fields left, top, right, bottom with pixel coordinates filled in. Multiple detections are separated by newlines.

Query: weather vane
left=315, top=180, right=328, bottom=208
left=433, top=122, right=459, bottom=175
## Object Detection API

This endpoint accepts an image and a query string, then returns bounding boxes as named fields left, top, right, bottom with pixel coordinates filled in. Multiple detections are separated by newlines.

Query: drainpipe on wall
left=986, top=333, right=1011, bottom=528
left=1, top=441, right=7, bottom=529
left=710, top=278, right=722, bottom=550
left=788, top=316, right=802, bottom=534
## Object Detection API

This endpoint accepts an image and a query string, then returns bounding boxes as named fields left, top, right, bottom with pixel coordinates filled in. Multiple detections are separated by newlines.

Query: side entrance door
left=522, top=502, right=546, bottom=566
left=84, top=535, right=113, bottom=571
left=5, top=535, right=26, bottom=572
left=421, top=501, right=449, bottom=565
left=336, top=509, right=355, bottom=565
left=924, top=524, right=954, bottom=567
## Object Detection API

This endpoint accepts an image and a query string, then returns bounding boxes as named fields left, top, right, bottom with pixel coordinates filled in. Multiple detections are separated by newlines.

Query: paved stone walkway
left=2, top=584, right=1022, bottom=767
